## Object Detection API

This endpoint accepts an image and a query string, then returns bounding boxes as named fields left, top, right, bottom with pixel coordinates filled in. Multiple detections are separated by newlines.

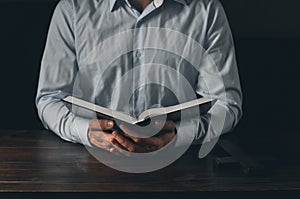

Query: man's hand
left=111, top=120, right=177, bottom=153
left=88, top=119, right=122, bottom=154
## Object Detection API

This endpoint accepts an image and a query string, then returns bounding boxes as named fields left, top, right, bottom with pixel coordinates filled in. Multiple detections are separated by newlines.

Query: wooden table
left=0, top=130, right=300, bottom=193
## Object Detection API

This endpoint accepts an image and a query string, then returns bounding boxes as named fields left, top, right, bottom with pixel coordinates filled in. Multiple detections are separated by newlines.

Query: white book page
left=63, top=96, right=137, bottom=124
left=137, top=98, right=214, bottom=121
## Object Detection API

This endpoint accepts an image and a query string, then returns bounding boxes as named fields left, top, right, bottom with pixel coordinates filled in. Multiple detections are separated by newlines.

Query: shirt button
left=154, top=0, right=164, bottom=8
left=136, top=50, right=141, bottom=58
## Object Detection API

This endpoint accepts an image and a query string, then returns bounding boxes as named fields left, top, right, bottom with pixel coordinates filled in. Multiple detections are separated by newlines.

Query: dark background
left=0, top=0, right=299, bottom=151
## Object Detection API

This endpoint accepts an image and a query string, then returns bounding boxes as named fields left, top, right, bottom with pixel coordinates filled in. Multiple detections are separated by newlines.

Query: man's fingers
left=88, top=130, right=125, bottom=156
left=119, top=124, right=140, bottom=141
left=119, top=124, right=148, bottom=144
left=111, top=139, right=132, bottom=153
left=89, top=130, right=113, bottom=140
left=120, top=124, right=163, bottom=151
left=111, top=139, right=136, bottom=157
left=88, top=131, right=111, bottom=149
left=109, top=144, right=124, bottom=156
left=89, top=119, right=114, bottom=131
left=112, top=131, right=136, bottom=152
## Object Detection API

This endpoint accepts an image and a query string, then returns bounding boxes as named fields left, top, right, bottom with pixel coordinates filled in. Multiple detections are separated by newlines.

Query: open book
left=63, top=96, right=215, bottom=125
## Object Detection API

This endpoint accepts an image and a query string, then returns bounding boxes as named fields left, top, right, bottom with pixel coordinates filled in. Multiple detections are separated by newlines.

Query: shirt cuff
left=73, top=117, right=93, bottom=147
left=173, top=119, right=199, bottom=148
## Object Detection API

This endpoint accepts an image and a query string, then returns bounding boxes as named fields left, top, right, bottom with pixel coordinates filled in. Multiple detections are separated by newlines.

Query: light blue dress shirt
left=36, top=0, right=242, bottom=149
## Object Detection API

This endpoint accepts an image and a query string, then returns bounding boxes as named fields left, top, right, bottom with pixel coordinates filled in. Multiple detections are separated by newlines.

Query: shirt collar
left=109, top=0, right=187, bottom=12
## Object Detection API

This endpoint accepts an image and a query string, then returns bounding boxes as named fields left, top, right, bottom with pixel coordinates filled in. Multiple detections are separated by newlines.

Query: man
left=36, top=0, right=242, bottom=155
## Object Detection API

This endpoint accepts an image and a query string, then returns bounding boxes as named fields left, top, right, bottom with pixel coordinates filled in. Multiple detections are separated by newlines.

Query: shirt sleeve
left=173, top=0, right=243, bottom=151
left=35, top=0, right=92, bottom=147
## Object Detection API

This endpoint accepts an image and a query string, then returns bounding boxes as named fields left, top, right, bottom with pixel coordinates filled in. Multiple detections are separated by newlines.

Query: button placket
left=136, top=50, right=142, bottom=58
left=132, top=22, right=143, bottom=117
left=129, top=2, right=160, bottom=116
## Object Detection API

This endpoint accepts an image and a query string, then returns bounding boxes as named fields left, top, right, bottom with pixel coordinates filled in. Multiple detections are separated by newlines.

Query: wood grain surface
left=0, top=130, right=299, bottom=192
